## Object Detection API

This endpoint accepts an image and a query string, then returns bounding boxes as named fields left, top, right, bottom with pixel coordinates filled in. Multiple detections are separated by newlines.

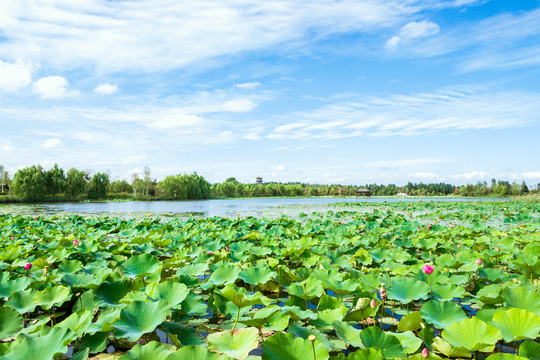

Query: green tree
left=45, top=164, right=66, bottom=196
left=11, top=165, right=47, bottom=201
left=88, top=172, right=110, bottom=199
left=66, top=168, right=88, bottom=198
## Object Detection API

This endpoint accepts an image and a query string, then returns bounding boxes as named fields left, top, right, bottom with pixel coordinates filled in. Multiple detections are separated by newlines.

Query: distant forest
left=0, top=164, right=535, bottom=202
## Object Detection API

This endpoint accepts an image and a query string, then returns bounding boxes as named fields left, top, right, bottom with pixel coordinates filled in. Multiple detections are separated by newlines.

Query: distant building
left=355, top=188, right=371, bottom=197
left=256, top=176, right=263, bottom=184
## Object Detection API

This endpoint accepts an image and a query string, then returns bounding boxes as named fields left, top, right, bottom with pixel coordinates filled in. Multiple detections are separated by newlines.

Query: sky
left=1, top=0, right=539, bottom=187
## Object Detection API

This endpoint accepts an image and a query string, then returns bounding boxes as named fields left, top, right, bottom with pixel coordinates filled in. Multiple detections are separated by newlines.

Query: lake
left=0, top=197, right=503, bottom=218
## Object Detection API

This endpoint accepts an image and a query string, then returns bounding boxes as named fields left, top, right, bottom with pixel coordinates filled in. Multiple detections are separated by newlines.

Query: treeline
left=0, top=164, right=537, bottom=202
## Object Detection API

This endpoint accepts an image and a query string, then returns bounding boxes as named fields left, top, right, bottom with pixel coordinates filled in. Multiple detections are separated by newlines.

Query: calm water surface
left=1, top=197, right=502, bottom=219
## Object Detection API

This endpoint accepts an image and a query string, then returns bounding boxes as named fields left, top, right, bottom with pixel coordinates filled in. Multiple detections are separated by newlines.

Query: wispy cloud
left=385, top=20, right=440, bottom=50
left=94, top=83, right=119, bottom=95
left=32, top=76, right=78, bottom=99
left=0, top=60, right=33, bottom=92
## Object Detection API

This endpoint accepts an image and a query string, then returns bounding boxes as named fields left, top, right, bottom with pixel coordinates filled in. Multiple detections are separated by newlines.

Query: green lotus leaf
left=519, top=340, right=540, bottom=360
left=503, top=287, right=540, bottom=316
left=113, top=300, right=171, bottom=342
left=288, top=323, right=335, bottom=352
left=332, top=321, right=364, bottom=349
left=240, top=305, right=290, bottom=331
left=478, top=268, right=507, bottom=282
left=202, top=264, right=241, bottom=290
left=5, top=289, right=38, bottom=314
left=120, top=254, right=162, bottom=279
left=359, top=326, right=406, bottom=359
left=239, top=265, right=276, bottom=286
left=0, top=278, right=32, bottom=299
left=387, top=277, right=430, bottom=304
left=485, top=354, right=528, bottom=360
left=166, top=345, right=233, bottom=360
left=431, top=337, right=471, bottom=358
left=118, top=341, right=174, bottom=360
left=61, top=273, right=102, bottom=289
left=330, top=348, right=386, bottom=360
left=318, top=295, right=345, bottom=311
left=421, top=300, right=467, bottom=329
left=442, top=317, right=502, bottom=352
left=0, top=307, right=23, bottom=340
left=430, top=283, right=466, bottom=301
left=311, top=308, right=348, bottom=328
left=208, top=328, right=259, bottom=360
left=476, top=284, right=503, bottom=305
left=389, top=331, right=422, bottom=354
left=476, top=308, right=498, bottom=323
left=397, top=311, right=422, bottom=332
left=159, top=322, right=206, bottom=347
left=262, top=332, right=330, bottom=360
left=490, top=308, right=540, bottom=342
left=75, top=331, right=109, bottom=354
left=217, top=284, right=271, bottom=309
left=58, top=259, right=83, bottom=273
left=281, top=305, right=318, bottom=321
left=94, top=280, right=132, bottom=307
left=415, top=269, right=449, bottom=285
left=288, top=277, right=325, bottom=301
left=71, top=348, right=90, bottom=360
left=33, top=285, right=72, bottom=310
left=56, top=309, right=93, bottom=337
left=180, top=291, right=208, bottom=316
left=87, top=307, right=122, bottom=334
left=0, top=326, right=75, bottom=360
left=177, top=263, right=209, bottom=277
left=145, top=281, right=189, bottom=307
left=326, top=279, right=360, bottom=295
left=418, top=324, right=435, bottom=351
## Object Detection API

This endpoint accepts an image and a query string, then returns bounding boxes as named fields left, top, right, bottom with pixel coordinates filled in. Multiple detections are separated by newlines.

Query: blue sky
left=1, top=0, right=539, bottom=186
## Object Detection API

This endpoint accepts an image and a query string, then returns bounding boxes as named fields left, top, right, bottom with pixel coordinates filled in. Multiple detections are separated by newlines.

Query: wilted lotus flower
left=422, top=348, right=429, bottom=358
left=370, top=299, right=376, bottom=308
left=477, top=258, right=482, bottom=265
left=380, top=283, right=387, bottom=300
left=24, top=262, right=32, bottom=270
left=423, top=264, right=434, bottom=275
left=73, top=239, right=79, bottom=246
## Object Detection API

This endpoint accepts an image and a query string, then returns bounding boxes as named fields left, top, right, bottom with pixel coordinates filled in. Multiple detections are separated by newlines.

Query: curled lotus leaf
left=145, top=281, right=189, bottom=307
left=5, top=289, right=38, bottom=314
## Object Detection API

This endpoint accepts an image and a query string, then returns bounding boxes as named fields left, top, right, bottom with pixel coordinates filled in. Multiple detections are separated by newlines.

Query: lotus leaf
left=145, top=281, right=189, bottom=307
left=94, top=280, right=132, bottom=307
left=503, top=287, right=540, bottom=316
left=202, top=264, right=241, bottom=289
left=207, top=328, right=259, bottom=360
left=397, top=311, right=422, bottom=332
left=0, top=278, right=32, bottom=299
left=33, top=285, right=71, bottom=310
left=5, top=289, right=38, bottom=314
left=359, top=326, right=406, bottom=359
left=485, top=355, right=528, bottom=360
left=430, top=283, right=466, bottom=301
left=431, top=337, right=471, bottom=358
left=87, top=307, right=122, bottom=334
left=0, top=326, right=75, bottom=360
left=389, top=331, right=422, bottom=354
left=442, top=317, right=502, bottom=352
left=240, top=305, right=289, bottom=331
left=421, top=300, right=467, bottom=329
left=113, top=300, right=171, bottom=342
left=120, top=254, right=162, bottom=279
left=490, top=308, right=540, bottom=342
left=262, top=332, right=330, bottom=360
left=159, top=322, right=206, bottom=347
left=288, top=277, right=325, bottom=301
left=288, top=323, right=336, bottom=352
left=0, top=307, right=23, bottom=340
left=71, top=348, right=90, bottom=360
left=239, top=265, right=276, bottom=286
left=519, top=341, right=540, bottom=360
left=118, top=341, right=174, bottom=360
left=387, top=277, right=430, bottom=304
left=166, top=345, right=233, bottom=360
left=76, top=331, right=109, bottom=354
left=332, top=321, right=364, bottom=349
left=217, top=284, right=271, bottom=309
left=56, top=309, right=93, bottom=337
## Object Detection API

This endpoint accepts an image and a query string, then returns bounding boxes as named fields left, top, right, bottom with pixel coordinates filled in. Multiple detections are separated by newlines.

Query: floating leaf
left=208, top=328, right=259, bottom=360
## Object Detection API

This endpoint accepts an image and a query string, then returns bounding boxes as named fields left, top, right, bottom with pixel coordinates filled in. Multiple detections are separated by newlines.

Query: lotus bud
left=422, top=264, right=434, bottom=275
left=24, top=262, right=32, bottom=270
left=73, top=239, right=79, bottom=246
left=225, top=246, right=229, bottom=252
left=496, top=247, right=500, bottom=252
left=422, top=348, right=429, bottom=358
left=380, top=283, right=387, bottom=301
left=355, top=298, right=371, bottom=310
left=477, top=258, right=482, bottom=265
left=207, top=251, right=213, bottom=255
left=11, top=237, right=14, bottom=240
left=457, top=244, right=461, bottom=249
left=370, top=299, right=376, bottom=308
left=427, top=225, right=432, bottom=229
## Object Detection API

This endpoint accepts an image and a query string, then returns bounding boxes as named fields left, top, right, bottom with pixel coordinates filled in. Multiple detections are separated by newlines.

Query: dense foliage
left=0, top=200, right=538, bottom=359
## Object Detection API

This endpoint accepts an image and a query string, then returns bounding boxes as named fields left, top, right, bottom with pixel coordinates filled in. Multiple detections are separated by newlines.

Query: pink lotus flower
left=423, top=264, right=434, bottom=275
left=73, top=239, right=79, bottom=246
left=24, top=263, right=32, bottom=270
left=477, top=258, right=482, bottom=265
left=225, top=246, right=229, bottom=252
left=370, top=299, right=376, bottom=308
left=457, top=244, right=461, bottom=249
left=496, top=247, right=500, bottom=252
left=422, top=348, right=429, bottom=358
left=427, top=225, right=432, bottom=229
left=207, top=251, right=213, bottom=255
left=11, top=237, right=14, bottom=240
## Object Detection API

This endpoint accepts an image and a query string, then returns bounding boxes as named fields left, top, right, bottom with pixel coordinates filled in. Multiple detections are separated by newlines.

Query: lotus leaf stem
left=232, top=307, right=240, bottom=331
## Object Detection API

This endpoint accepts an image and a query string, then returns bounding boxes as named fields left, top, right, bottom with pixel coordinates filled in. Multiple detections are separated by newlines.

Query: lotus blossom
left=477, top=258, right=482, bottom=265
left=73, top=239, right=79, bottom=246
left=457, top=244, right=461, bottom=249
left=496, top=247, right=500, bottom=252
left=423, top=264, right=434, bottom=275
left=11, top=236, right=14, bottom=240
left=24, top=262, right=32, bottom=270
left=225, top=246, right=229, bottom=252
left=427, top=224, right=432, bottom=229
left=207, top=251, right=213, bottom=255
left=370, top=299, right=376, bottom=308
left=422, top=348, right=429, bottom=358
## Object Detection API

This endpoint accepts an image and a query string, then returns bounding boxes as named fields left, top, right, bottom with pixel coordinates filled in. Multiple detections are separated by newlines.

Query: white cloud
left=32, top=76, right=78, bottom=99
left=0, top=60, right=33, bottom=91
left=94, top=83, right=119, bottom=95
left=451, top=171, right=488, bottom=180
left=271, top=165, right=287, bottom=172
left=42, top=138, right=61, bottom=149
left=235, top=82, right=261, bottom=89
left=408, top=172, right=439, bottom=180
left=522, top=171, right=540, bottom=179
left=0, top=1, right=472, bottom=73
left=386, top=20, right=440, bottom=49
left=222, top=99, right=257, bottom=113
left=148, top=114, right=204, bottom=129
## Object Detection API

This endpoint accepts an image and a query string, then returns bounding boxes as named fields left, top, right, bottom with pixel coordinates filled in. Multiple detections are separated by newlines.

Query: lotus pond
left=0, top=200, right=539, bottom=360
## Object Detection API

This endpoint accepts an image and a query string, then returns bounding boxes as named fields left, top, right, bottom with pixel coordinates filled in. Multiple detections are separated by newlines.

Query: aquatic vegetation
left=0, top=200, right=538, bottom=359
